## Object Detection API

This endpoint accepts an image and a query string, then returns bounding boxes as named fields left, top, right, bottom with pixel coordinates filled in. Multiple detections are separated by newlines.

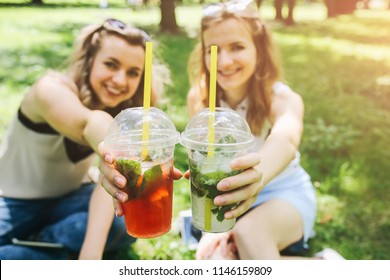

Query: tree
left=31, top=0, right=44, bottom=4
left=160, top=0, right=180, bottom=33
left=274, top=0, right=296, bottom=25
left=325, top=0, right=358, bottom=17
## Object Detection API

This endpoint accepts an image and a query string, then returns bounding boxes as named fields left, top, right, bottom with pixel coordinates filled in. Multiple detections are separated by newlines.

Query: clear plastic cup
left=180, top=107, right=254, bottom=233
left=104, top=107, right=179, bottom=238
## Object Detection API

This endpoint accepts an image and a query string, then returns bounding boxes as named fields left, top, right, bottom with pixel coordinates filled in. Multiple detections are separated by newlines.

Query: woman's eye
left=127, top=70, right=140, bottom=77
left=232, top=45, right=244, bottom=52
left=104, top=61, right=117, bottom=70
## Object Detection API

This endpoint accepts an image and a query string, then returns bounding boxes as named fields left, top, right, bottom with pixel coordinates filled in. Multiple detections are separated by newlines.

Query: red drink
left=117, top=158, right=173, bottom=238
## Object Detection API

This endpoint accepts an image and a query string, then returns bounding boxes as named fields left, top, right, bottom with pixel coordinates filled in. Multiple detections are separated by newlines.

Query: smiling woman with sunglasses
left=0, top=19, right=177, bottom=260
left=185, top=0, right=338, bottom=260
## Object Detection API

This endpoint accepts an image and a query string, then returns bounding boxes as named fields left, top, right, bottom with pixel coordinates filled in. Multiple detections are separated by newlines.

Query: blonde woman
left=185, top=0, right=338, bottom=260
left=0, top=19, right=178, bottom=259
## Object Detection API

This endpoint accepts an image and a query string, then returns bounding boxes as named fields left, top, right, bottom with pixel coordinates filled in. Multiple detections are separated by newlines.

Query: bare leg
left=232, top=199, right=303, bottom=259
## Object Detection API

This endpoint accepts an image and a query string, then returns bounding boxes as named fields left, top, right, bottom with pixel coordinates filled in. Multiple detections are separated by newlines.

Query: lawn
left=0, top=1, right=389, bottom=260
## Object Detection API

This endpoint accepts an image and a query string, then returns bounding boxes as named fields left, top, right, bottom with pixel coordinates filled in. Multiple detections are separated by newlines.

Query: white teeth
left=220, top=70, right=238, bottom=76
left=106, top=86, right=122, bottom=95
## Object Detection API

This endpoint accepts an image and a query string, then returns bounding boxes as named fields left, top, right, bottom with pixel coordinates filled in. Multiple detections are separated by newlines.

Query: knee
left=233, top=215, right=272, bottom=246
left=233, top=217, right=255, bottom=244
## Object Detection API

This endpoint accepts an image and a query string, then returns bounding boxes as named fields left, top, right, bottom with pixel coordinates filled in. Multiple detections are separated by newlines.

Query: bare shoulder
left=34, top=71, right=76, bottom=94
left=270, top=84, right=304, bottom=121
left=22, top=72, right=78, bottom=122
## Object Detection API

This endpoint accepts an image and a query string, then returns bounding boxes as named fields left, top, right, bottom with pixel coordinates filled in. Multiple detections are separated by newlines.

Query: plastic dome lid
left=180, top=107, right=254, bottom=152
left=105, top=107, right=179, bottom=151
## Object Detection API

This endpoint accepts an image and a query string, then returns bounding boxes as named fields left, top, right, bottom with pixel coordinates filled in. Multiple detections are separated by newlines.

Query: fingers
left=114, top=199, right=124, bottom=217
left=98, top=149, right=128, bottom=203
left=230, top=152, right=260, bottom=171
left=184, top=170, right=190, bottom=180
left=196, top=232, right=235, bottom=259
left=224, top=196, right=257, bottom=220
left=214, top=176, right=261, bottom=220
left=196, top=232, right=229, bottom=260
left=215, top=179, right=259, bottom=204
left=217, top=166, right=263, bottom=193
left=100, top=174, right=128, bottom=203
left=173, top=167, right=183, bottom=180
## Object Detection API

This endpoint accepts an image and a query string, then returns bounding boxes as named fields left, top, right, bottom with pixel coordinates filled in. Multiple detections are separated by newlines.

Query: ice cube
left=192, top=150, right=206, bottom=163
left=149, top=148, right=163, bottom=161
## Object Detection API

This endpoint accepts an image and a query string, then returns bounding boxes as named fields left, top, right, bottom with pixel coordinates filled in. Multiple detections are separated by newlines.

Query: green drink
left=189, top=155, right=243, bottom=232
left=180, top=108, right=254, bottom=232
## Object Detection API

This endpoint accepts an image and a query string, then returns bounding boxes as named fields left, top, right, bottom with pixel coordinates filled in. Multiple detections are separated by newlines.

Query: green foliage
left=115, top=159, right=142, bottom=198
left=1, top=2, right=390, bottom=260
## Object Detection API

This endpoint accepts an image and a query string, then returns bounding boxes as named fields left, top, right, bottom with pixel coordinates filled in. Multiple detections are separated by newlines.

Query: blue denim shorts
left=249, top=166, right=317, bottom=245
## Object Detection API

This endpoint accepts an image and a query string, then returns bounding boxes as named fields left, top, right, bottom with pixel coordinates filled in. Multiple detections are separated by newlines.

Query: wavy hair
left=188, top=9, right=282, bottom=135
left=67, top=20, right=170, bottom=117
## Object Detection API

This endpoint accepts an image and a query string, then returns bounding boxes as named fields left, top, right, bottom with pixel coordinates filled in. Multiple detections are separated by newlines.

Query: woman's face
left=203, top=18, right=257, bottom=98
left=89, top=34, right=145, bottom=109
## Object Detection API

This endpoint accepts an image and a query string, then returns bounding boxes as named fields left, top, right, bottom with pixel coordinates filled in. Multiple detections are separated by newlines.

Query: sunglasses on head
left=202, top=0, right=259, bottom=19
left=99, top=18, right=152, bottom=42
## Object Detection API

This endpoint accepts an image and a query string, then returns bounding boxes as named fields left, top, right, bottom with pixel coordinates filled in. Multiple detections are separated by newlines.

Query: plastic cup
left=104, top=107, right=179, bottom=238
left=180, top=107, right=254, bottom=233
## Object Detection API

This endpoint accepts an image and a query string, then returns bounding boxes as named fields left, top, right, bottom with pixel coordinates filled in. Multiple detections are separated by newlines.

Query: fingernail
left=224, top=212, right=233, bottom=219
left=214, top=196, right=225, bottom=205
left=115, top=192, right=126, bottom=202
left=230, top=159, right=239, bottom=169
left=217, top=181, right=229, bottom=190
left=104, top=153, right=113, bottom=163
left=114, top=176, right=125, bottom=187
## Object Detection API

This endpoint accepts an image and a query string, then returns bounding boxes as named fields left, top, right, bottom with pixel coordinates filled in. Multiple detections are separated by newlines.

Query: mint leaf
left=211, top=204, right=237, bottom=222
left=140, top=164, right=162, bottom=194
left=115, top=159, right=142, bottom=199
left=219, top=135, right=237, bottom=144
left=200, top=171, right=229, bottom=199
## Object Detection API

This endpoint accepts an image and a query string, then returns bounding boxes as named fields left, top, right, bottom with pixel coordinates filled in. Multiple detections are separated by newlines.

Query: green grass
left=1, top=1, right=389, bottom=260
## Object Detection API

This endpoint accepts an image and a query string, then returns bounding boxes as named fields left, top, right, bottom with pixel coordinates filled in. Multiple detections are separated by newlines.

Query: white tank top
left=0, top=109, right=95, bottom=199
left=219, top=82, right=301, bottom=185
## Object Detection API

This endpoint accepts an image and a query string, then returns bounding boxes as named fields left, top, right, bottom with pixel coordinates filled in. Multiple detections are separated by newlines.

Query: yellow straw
left=205, top=45, right=217, bottom=231
left=207, top=45, right=217, bottom=158
left=142, top=42, right=153, bottom=158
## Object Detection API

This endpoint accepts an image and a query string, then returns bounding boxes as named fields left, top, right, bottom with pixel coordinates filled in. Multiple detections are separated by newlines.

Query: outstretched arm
left=79, top=183, right=114, bottom=260
left=213, top=88, right=305, bottom=219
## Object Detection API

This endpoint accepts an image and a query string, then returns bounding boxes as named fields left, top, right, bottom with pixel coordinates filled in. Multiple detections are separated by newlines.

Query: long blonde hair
left=67, top=20, right=170, bottom=117
left=188, top=8, right=282, bottom=135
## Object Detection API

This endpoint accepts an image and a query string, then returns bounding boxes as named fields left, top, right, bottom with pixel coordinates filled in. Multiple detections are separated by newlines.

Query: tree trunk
left=160, top=0, right=179, bottom=34
left=325, top=0, right=358, bottom=17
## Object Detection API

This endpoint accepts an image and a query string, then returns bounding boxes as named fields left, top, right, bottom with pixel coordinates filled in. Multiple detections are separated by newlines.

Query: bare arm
left=213, top=88, right=304, bottom=219
left=79, top=184, right=114, bottom=260
left=23, top=73, right=116, bottom=258
left=253, top=88, right=304, bottom=186
left=23, top=73, right=113, bottom=152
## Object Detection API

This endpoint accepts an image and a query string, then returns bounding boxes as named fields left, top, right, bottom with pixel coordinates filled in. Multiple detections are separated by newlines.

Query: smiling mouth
left=105, top=85, right=125, bottom=96
left=218, top=68, right=241, bottom=78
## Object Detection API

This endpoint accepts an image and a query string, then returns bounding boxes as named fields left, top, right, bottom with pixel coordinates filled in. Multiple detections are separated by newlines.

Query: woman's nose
left=218, top=50, right=233, bottom=68
left=112, top=70, right=127, bottom=87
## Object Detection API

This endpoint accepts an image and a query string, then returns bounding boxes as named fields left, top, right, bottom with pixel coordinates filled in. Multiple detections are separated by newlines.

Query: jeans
left=0, top=183, right=135, bottom=260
